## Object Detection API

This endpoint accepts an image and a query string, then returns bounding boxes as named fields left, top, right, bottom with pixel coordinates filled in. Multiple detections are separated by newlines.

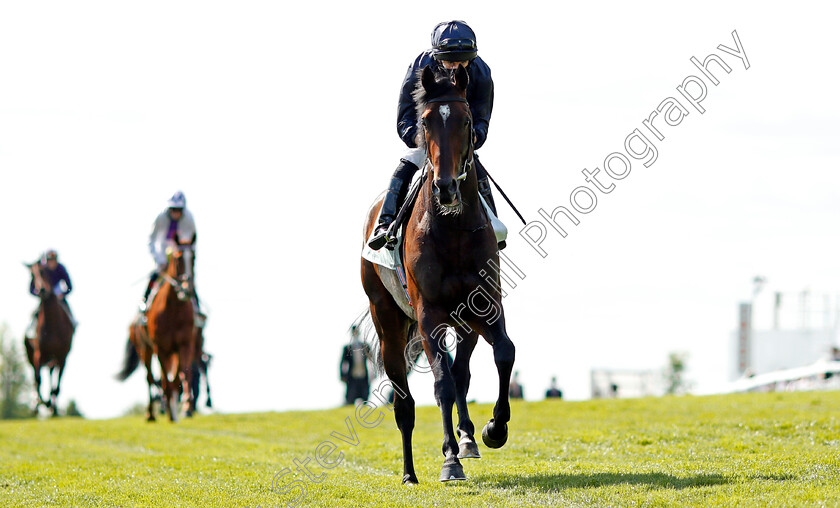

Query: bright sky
left=1, top=2, right=838, bottom=419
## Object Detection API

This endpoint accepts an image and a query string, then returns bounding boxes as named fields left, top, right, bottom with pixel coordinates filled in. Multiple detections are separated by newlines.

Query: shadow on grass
left=473, top=472, right=732, bottom=492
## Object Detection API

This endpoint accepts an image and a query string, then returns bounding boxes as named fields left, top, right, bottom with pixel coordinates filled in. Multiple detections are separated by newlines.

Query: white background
left=1, top=1, right=838, bottom=418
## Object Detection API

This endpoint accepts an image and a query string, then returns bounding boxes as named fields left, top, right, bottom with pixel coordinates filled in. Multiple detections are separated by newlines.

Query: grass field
left=1, top=391, right=838, bottom=507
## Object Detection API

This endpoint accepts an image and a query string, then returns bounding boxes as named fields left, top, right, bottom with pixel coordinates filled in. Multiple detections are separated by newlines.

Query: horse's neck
left=40, top=294, right=69, bottom=330
left=41, top=294, right=59, bottom=315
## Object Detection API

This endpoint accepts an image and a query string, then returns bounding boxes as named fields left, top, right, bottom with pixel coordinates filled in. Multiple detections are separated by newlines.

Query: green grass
left=1, top=392, right=839, bottom=507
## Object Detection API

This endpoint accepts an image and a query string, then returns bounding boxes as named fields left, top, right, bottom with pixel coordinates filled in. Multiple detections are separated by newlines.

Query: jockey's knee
left=401, top=147, right=425, bottom=169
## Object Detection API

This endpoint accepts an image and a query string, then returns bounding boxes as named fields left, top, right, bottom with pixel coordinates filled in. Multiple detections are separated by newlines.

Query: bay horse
left=361, top=65, right=515, bottom=483
left=118, top=244, right=195, bottom=421
left=189, top=317, right=213, bottom=412
left=25, top=261, right=75, bottom=416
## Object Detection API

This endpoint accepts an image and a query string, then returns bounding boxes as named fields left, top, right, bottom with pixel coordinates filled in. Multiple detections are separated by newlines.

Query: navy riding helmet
left=431, top=20, right=478, bottom=62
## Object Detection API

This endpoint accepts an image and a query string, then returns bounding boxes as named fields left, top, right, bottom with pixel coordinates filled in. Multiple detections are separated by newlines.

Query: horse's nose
left=434, top=178, right=459, bottom=206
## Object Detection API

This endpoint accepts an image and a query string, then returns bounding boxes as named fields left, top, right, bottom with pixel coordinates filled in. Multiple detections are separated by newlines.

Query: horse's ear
left=421, top=65, right=436, bottom=93
left=454, top=64, right=469, bottom=92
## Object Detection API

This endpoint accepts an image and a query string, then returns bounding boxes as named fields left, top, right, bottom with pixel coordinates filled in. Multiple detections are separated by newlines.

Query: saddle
left=362, top=175, right=507, bottom=321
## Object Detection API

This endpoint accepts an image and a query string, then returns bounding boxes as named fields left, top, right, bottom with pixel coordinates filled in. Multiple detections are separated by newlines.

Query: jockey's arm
left=396, top=53, right=429, bottom=148
left=469, top=58, right=494, bottom=150
left=178, top=211, right=197, bottom=246
left=58, top=265, right=72, bottom=296
left=149, top=213, right=168, bottom=266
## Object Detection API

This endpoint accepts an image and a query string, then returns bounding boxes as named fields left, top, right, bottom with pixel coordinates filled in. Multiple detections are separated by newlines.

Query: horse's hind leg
left=363, top=259, right=419, bottom=484
left=452, top=330, right=480, bottom=459
left=26, top=341, right=46, bottom=409
left=476, top=318, right=515, bottom=449
left=189, top=362, right=200, bottom=414
left=202, top=361, right=212, bottom=408
left=372, top=303, right=418, bottom=484
left=417, top=311, right=465, bottom=482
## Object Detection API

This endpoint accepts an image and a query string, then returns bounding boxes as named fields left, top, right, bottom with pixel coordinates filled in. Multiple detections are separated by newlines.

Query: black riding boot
left=140, top=272, right=159, bottom=311
left=368, top=159, right=419, bottom=250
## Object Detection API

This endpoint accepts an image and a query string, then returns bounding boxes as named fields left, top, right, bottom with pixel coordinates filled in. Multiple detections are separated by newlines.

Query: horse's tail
left=355, top=308, right=420, bottom=376
left=405, top=322, right=422, bottom=372
left=116, top=338, right=140, bottom=381
left=352, top=308, right=383, bottom=374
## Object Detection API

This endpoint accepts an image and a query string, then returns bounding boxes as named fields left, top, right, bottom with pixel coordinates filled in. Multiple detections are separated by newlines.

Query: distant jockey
left=141, top=191, right=200, bottom=311
left=26, top=249, right=76, bottom=338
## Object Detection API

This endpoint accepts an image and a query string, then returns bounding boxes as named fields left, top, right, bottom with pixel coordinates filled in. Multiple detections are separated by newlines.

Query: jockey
left=368, top=20, right=497, bottom=250
left=141, top=191, right=200, bottom=311
left=26, top=249, right=75, bottom=338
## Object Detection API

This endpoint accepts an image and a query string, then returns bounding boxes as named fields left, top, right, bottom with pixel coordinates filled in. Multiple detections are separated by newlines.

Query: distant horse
left=361, top=65, right=516, bottom=483
left=189, top=318, right=213, bottom=412
left=118, top=244, right=195, bottom=421
left=24, top=261, right=75, bottom=416
left=117, top=311, right=159, bottom=419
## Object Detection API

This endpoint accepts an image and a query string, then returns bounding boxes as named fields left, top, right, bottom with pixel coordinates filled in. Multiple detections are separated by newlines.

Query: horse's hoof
left=440, top=461, right=466, bottom=482
left=402, top=474, right=418, bottom=485
left=457, top=434, right=481, bottom=459
left=169, top=398, right=180, bottom=422
left=482, top=419, right=508, bottom=449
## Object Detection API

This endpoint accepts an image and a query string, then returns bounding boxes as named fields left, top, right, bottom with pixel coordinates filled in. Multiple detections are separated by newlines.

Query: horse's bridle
left=423, top=96, right=475, bottom=182
left=160, top=245, right=194, bottom=301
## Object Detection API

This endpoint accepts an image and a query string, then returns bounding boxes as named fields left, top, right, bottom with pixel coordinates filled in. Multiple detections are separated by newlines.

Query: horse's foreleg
left=476, top=319, right=515, bottom=449
left=418, top=314, right=464, bottom=482
left=50, top=363, right=66, bottom=416
left=143, top=347, right=156, bottom=422
left=178, top=341, right=195, bottom=418
left=452, top=331, right=480, bottom=459
left=158, top=352, right=179, bottom=422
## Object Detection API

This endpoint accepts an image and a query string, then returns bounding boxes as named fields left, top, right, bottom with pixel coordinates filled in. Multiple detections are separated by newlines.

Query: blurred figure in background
left=509, top=370, right=524, bottom=399
left=340, top=325, right=372, bottom=405
left=26, top=249, right=76, bottom=338
left=545, top=376, right=563, bottom=399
